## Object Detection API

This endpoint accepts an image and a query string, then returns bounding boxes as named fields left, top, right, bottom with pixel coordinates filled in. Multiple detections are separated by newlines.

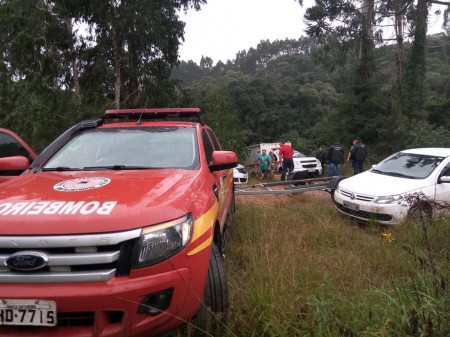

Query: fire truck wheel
left=194, top=244, right=228, bottom=336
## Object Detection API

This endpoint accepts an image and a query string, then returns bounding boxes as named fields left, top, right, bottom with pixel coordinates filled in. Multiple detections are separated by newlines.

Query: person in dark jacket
left=315, top=145, right=326, bottom=176
left=349, top=137, right=367, bottom=174
left=327, top=140, right=345, bottom=176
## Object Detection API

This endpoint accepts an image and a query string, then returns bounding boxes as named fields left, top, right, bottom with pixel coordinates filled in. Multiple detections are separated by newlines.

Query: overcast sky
left=178, top=0, right=446, bottom=65
left=178, top=0, right=306, bottom=64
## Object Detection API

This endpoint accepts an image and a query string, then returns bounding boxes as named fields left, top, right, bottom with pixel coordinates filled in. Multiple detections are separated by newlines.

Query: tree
left=0, top=0, right=78, bottom=147
left=200, top=56, right=213, bottom=70
left=305, top=0, right=382, bottom=145
left=0, top=0, right=208, bottom=149
left=403, top=0, right=429, bottom=118
left=201, top=87, right=249, bottom=160
left=58, top=0, right=206, bottom=108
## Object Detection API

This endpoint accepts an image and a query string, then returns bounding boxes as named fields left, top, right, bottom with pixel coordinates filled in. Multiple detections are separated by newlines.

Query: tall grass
left=223, top=193, right=450, bottom=336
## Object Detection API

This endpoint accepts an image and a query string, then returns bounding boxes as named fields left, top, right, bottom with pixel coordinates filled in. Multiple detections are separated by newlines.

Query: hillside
left=171, top=34, right=450, bottom=158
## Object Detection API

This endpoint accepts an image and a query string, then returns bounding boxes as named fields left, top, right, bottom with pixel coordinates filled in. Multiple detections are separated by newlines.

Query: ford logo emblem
left=5, top=251, right=49, bottom=271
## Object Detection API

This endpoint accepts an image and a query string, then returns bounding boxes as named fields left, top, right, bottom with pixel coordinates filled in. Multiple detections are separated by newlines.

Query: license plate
left=343, top=200, right=360, bottom=211
left=0, top=299, right=57, bottom=326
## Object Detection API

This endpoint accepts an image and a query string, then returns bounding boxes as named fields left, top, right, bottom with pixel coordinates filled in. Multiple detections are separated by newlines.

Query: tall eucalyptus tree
left=304, top=0, right=381, bottom=142
left=303, top=0, right=450, bottom=146
left=58, top=0, right=206, bottom=108
left=0, top=0, right=207, bottom=148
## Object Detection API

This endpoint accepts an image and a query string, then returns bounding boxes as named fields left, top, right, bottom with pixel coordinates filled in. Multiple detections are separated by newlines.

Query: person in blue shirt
left=257, top=149, right=272, bottom=179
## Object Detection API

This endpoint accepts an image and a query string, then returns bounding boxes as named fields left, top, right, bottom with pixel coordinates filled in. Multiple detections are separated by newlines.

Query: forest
left=172, top=34, right=450, bottom=160
left=1, top=0, right=450, bottom=162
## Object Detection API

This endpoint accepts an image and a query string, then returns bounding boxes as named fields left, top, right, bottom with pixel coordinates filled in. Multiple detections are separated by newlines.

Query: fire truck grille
left=0, top=229, right=141, bottom=283
left=58, top=311, right=95, bottom=326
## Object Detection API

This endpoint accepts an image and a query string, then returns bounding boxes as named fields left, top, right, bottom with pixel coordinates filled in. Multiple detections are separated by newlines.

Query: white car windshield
left=293, top=151, right=305, bottom=158
left=371, top=152, right=444, bottom=179
left=43, top=127, right=199, bottom=170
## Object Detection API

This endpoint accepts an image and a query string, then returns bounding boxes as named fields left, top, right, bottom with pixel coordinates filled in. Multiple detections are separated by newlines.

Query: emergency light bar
left=104, top=108, right=201, bottom=118
left=104, top=108, right=203, bottom=124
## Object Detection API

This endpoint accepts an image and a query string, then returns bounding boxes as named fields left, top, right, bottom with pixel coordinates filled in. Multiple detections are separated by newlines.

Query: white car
left=292, top=150, right=322, bottom=176
left=334, top=148, right=450, bottom=225
left=233, top=164, right=249, bottom=184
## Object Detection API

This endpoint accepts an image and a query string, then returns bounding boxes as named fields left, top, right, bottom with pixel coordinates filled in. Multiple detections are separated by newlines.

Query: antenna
left=136, top=113, right=143, bottom=125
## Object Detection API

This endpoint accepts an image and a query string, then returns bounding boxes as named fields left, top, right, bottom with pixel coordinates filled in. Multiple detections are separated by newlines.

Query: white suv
left=292, top=150, right=322, bottom=176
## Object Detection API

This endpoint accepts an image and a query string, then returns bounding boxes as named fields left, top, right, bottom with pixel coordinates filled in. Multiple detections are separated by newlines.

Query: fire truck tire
left=194, top=244, right=228, bottom=336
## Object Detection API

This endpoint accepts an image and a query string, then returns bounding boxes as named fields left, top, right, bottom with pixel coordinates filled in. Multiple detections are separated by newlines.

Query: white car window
left=293, top=151, right=305, bottom=158
left=372, top=153, right=444, bottom=179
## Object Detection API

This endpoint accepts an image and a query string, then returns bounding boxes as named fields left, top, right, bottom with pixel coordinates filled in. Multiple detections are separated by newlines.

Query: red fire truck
left=0, top=108, right=237, bottom=336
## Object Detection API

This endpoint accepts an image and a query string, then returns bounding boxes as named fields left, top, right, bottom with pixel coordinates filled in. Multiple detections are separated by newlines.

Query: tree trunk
left=126, top=41, right=141, bottom=108
left=394, top=0, right=407, bottom=117
left=111, top=25, right=121, bottom=109
left=65, top=20, right=81, bottom=105
left=109, top=0, right=121, bottom=109
left=404, top=0, right=428, bottom=118
left=360, top=0, right=375, bottom=82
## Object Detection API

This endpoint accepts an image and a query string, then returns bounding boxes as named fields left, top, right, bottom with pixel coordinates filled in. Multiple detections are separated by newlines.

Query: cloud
left=178, top=0, right=306, bottom=63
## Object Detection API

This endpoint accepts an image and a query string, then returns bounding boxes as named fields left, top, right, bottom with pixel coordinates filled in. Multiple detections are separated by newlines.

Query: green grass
left=222, top=196, right=450, bottom=337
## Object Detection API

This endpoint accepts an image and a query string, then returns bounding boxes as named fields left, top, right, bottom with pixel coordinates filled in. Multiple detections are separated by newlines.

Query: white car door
left=434, top=163, right=450, bottom=216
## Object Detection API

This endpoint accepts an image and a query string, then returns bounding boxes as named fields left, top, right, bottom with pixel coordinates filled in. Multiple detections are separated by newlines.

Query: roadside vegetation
left=220, top=193, right=450, bottom=337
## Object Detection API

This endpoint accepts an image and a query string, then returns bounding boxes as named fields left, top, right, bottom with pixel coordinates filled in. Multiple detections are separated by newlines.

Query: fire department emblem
left=54, top=177, right=111, bottom=192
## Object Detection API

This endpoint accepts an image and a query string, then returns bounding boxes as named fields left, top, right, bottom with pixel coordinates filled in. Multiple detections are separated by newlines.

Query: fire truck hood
left=0, top=170, right=208, bottom=235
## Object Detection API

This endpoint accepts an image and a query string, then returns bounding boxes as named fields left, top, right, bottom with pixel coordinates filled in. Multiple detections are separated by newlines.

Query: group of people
left=256, top=140, right=293, bottom=181
left=316, top=137, right=367, bottom=176
left=257, top=137, right=367, bottom=180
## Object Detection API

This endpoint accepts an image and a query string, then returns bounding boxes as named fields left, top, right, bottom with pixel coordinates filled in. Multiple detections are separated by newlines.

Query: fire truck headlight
left=132, top=214, right=193, bottom=268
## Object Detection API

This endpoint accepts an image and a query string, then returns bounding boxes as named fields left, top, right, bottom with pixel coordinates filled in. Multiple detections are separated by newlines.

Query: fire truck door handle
left=213, top=184, right=219, bottom=200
